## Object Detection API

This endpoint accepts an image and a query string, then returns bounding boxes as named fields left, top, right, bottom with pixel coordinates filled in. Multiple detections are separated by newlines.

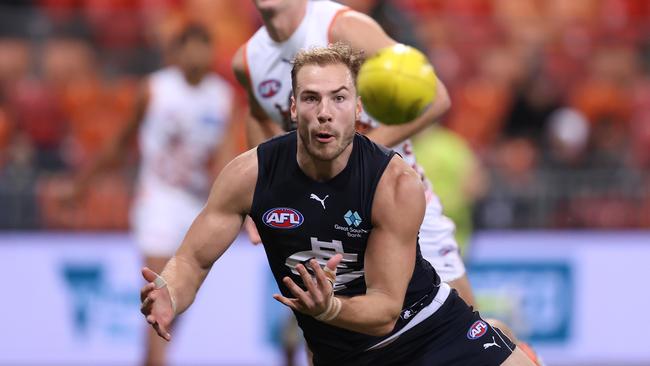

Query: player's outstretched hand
left=140, top=267, right=175, bottom=341
left=273, top=254, right=343, bottom=319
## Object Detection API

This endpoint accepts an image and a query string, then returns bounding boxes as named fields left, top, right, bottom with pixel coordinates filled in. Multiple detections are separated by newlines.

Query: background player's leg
left=143, top=255, right=173, bottom=366
left=280, top=315, right=300, bottom=366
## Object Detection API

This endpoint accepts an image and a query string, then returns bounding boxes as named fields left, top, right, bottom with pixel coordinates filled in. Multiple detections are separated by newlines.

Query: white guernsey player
left=67, top=24, right=235, bottom=366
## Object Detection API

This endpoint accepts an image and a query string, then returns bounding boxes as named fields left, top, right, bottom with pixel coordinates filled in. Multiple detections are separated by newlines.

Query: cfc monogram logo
left=284, top=237, right=364, bottom=291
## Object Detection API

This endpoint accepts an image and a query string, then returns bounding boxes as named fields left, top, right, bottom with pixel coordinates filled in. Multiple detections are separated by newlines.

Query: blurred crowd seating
left=0, top=0, right=648, bottom=230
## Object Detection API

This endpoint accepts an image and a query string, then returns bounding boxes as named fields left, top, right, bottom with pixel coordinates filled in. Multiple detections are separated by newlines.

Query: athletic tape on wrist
left=153, top=275, right=177, bottom=313
left=153, top=275, right=167, bottom=289
left=315, top=297, right=341, bottom=321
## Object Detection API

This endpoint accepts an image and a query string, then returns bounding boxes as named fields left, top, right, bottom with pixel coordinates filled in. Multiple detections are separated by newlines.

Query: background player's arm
left=140, top=148, right=258, bottom=342
left=232, top=45, right=284, bottom=148
left=330, top=11, right=451, bottom=147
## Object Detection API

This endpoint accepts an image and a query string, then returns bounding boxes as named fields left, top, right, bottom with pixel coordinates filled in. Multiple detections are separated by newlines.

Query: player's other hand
left=244, top=215, right=262, bottom=244
left=273, top=254, right=343, bottom=317
left=140, top=267, right=175, bottom=341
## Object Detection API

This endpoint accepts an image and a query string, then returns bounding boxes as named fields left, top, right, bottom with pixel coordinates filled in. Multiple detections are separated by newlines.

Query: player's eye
left=303, top=95, right=318, bottom=103
left=334, top=95, right=345, bottom=102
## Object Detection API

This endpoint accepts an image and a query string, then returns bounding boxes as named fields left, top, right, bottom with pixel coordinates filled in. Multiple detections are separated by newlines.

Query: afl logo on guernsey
left=263, top=208, right=304, bottom=229
left=467, top=320, right=488, bottom=340
left=258, top=79, right=281, bottom=98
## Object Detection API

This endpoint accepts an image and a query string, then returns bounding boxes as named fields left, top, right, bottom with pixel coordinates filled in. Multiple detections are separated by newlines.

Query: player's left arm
left=332, top=156, right=426, bottom=335
left=274, top=156, right=425, bottom=336
left=330, top=11, right=451, bottom=147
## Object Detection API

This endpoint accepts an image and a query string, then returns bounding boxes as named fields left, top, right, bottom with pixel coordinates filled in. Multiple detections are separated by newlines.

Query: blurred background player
left=63, top=23, right=235, bottom=366
left=413, top=124, right=489, bottom=253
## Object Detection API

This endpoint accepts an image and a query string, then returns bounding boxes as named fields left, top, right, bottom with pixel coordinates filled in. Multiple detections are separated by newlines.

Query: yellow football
left=357, top=44, right=437, bottom=125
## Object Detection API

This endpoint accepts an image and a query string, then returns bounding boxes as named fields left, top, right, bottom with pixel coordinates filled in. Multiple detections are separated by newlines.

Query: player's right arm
left=140, top=148, right=258, bottom=340
left=327, top=156, right=426, bottom=336
left=232, top=44, right=284, bottom=148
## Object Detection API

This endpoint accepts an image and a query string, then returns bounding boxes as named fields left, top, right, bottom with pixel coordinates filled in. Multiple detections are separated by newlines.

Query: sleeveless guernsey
left=251, top=132, right=439, bottom=364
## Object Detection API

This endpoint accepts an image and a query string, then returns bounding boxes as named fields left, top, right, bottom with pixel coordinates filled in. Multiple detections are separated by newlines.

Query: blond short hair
left=290, top=42, right=365, bottom=94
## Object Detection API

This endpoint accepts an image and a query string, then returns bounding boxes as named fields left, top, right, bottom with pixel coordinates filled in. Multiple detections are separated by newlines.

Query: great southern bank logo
left=344, top=210, right=362, bottom=227
left=263, top=207, right=304, bottom=229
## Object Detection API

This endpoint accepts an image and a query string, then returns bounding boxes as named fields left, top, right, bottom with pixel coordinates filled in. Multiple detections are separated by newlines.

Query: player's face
left=177, top=38, right=213, bottom=79
left=292, top=63, right=361, bottom=162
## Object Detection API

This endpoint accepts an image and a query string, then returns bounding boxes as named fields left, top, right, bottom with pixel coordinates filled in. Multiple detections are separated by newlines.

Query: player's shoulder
left=203, top=72, right=234, bottom=94
left=354, top=134, right=394, bottom=163
left=232, top=43, right=248, bottom=86
left=381, top=155, right=424, bottom=201
left=221, top=147, right=259, bottom=189
left=149, top=66, right=179, bottom=82
left=206, top=147, right=258, bottom=213
left=369, top=154, right=425, bottom=229
left=329, top=5, right=392, bottom=52
left=355, top=133, right=420, bottom=194
left=231, top=147, right=258, bottom=170
left=384, top=155, right=420, bottom=183
left=329, top=6, right=374, bottom=33
left=233, top=24, right=270, bottom=63
left=145, top=67, right=182, bottom=95
left=232, top=25, right=271, bottom=88
left=370, top=152, right=425, bottom=226
left=257, top=131, right=294, bottom=153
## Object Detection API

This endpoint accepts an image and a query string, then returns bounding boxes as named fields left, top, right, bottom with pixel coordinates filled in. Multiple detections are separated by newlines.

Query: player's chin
left=308, top=145, right=339, bottom=161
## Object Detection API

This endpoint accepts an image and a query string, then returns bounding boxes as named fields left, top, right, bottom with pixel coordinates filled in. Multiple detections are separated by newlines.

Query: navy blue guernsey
left=251, top=131, right=440, bottom=365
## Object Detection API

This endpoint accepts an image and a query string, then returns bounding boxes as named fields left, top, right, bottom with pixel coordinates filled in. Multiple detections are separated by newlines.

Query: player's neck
left=182, top=70, right=205, bottom=86
left=262, top=1, right=307, bottom=43
left=296, top=141, right=353, bottom=182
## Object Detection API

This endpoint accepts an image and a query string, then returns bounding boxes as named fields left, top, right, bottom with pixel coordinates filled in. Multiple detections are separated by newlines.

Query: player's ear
left=290, top=95, right=297, bottom=121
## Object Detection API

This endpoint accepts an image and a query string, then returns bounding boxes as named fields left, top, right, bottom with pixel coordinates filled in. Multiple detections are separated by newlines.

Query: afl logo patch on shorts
left=263, top=208, right=304, bottom=229
left=258, top=79, right=281, bottom=98
left=467, top=320, right=488, bottom=340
